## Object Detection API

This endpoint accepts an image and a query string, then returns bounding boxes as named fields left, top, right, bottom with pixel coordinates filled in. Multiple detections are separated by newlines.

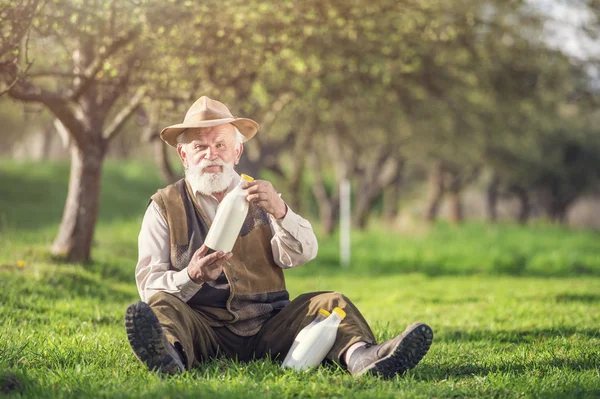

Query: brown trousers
left=147, top=291, right=377, bottom=369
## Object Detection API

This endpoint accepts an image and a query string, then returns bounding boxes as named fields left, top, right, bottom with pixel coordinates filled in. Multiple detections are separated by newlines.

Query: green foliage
left=3, top=0, right=600, bottom=233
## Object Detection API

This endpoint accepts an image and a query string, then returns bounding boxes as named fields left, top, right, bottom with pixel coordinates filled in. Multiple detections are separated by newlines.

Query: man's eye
left=217, top=143, right=225, bottom=148
left=195, top=145, right=207, bottom=150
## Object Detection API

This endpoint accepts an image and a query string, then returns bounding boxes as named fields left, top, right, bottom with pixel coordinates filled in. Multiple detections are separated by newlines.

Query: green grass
left=1, top=159, right=599, bottom=398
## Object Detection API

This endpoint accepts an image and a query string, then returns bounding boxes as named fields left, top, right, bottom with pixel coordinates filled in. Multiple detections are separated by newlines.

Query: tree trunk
left=425, top=163, right=444, bottom=222
left=353, top=196, right=370, bottom=230
left=486, top=174, right=500, bottom=222
left=153, top=139, right=179, bottom=184
left=352, top=153, right=401, bottom=229
left=286, top=159, right=304, bottom=213
left=547, top=182, right=571, bottom=225
left=383, top=173, right=402, bottom=221
left=39, top=125, right=54, bottom=160
left=353, top=181, right=384, bottom=229
left=447, top=189, right=463, bottom=224
left=550, top=202, right=568, bottom=225
left=308, top=153, right=338, bottom=236
left=51, top=142, right=106, bottom=262
left=236, top=151, right=262, bottom=178
left=446, top=170, right=463, bottom=224
left=311, top=180, right=338, bottom=235
left=511, top=186, right=529, bottom=224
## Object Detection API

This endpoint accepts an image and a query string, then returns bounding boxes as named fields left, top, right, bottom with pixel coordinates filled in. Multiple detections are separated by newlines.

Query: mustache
left=187, top=158, right=227, bottom=173
left=199, top=158, right=226, bottom=168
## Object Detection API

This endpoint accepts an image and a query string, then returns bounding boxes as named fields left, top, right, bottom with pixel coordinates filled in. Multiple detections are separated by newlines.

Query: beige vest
left=151, top=179, right=290, bottom=336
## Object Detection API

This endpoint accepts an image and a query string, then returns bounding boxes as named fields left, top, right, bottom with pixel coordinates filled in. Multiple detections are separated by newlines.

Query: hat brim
left=160, top=117, right=259, bottom=147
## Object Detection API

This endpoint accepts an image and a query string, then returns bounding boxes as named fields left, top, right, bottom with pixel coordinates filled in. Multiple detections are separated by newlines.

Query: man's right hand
left=187, top=244, right=232, bottom=284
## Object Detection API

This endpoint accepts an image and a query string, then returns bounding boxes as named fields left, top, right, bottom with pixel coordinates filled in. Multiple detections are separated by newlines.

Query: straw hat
left=160, top=96, right=259, bottom=147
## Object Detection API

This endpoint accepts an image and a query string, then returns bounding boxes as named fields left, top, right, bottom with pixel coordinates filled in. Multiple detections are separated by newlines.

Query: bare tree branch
left=68, top=28, right=140, bottom=101
left=103, top=87, right=147, bottom=141
left=98, top=52, right=140, bottom=115
left=27, top=71, right=89, bottom=78
left=8, top=78, right=87, bottom=148
left=53, top=118, right=71, bottom=148
left=259, top=92, right=296, bottom=133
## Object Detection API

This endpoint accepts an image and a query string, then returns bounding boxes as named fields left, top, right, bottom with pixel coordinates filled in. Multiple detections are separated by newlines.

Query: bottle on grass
left=283, top=307, right=347, bottom=370
left=281, top=309, right=331, bottom=369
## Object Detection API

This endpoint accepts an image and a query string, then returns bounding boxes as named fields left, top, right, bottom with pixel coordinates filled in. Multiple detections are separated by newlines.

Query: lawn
left=1, top=160, right=599, bottom=398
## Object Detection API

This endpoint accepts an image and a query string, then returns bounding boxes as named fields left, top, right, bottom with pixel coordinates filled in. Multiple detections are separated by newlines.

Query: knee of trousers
left=146, top=291, right=185, bottom=309
left=319, top=291, right=350, bottom=306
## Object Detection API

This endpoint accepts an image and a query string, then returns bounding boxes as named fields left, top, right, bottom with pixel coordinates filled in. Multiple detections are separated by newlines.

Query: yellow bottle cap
left=318, top=309, right=331, bottom=318
left=241, top=174, right=254, bottom=182
left=332, top=307, right=346, bottom=319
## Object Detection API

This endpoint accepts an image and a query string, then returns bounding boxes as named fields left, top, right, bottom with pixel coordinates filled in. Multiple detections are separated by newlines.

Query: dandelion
left=17, top=260, right=25, bottom=268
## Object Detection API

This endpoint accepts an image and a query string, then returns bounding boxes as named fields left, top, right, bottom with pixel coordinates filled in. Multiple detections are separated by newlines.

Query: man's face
left=177, top=124, right=243, bottom=195
left=178, top=124, right=242, bottom=170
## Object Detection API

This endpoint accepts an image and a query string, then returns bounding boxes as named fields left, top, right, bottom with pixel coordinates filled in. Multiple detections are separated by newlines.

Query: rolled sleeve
left=269, top=204, right=318, bottom=269
left=135, top=201, right=202, bottom=303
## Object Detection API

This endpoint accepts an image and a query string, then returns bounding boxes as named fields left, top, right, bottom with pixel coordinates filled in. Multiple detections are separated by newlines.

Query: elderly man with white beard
left=124, top=96, right=433, bottom=378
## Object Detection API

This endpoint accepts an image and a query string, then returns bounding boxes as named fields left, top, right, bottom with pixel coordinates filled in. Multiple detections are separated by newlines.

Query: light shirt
left=135, top=174, right=318, bottom=303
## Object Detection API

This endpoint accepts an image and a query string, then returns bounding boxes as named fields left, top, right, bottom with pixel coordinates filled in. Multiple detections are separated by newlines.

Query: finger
left=244, top=184, right=263, bottom=194
left=200, top=249, right=226, bottom=264
left=194, top=244, right=209, bottom=258
left=205, top=253, right=229, bottom=269
left=247, top=193, right=268, bottom=202
left=241, top=180, right=257, bottom=189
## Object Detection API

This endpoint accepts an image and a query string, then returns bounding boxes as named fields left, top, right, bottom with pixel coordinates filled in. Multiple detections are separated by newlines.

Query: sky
left=528, top=0, right=599, bottom=59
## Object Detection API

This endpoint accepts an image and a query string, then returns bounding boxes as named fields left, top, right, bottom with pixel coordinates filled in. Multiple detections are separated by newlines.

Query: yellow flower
left=17, top=260, right=25, bottom=268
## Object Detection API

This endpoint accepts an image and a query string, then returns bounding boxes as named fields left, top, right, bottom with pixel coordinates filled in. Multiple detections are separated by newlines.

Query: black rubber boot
left=125, top=301, right=185, bottom=374
left=347, top=322, right=433, bottom=379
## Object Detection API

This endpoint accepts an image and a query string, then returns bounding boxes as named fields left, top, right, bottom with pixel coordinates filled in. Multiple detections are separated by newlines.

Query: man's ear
left=234, top=143, right=244, bottom=165
left=177, top=144, right=188, bottom=168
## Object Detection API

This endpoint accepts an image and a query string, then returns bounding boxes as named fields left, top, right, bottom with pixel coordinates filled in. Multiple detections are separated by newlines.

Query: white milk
left=281, top=309, right=331, bottom=369
left=204, top=174, right=254, bottom=252
left=283, top=307, right=346, bottom=370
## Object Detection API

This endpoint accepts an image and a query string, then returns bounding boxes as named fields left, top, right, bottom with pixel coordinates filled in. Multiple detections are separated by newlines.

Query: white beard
left=185, top=159, right=236, bottom=196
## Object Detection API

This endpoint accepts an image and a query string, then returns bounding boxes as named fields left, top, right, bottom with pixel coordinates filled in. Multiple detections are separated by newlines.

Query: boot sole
left=124, top=301, right=184, bottom=374
left=361, top=323, right=433, bottom=379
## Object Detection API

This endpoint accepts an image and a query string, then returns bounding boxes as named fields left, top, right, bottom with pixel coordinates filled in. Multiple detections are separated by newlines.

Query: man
left=125, top=96, right=433, bottom=378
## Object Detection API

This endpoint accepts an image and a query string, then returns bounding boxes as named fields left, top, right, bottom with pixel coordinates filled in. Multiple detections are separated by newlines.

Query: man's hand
left=242, top=179, right=287, bottom=219
left=187, top=244, right=232, bottom=284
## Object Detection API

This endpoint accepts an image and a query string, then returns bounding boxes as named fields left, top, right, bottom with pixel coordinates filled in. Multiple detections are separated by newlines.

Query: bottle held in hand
left=204, top=174, right=254, bottom=252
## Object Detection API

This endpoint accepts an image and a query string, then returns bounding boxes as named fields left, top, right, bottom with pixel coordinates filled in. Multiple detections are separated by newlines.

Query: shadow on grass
left=0, top=161, right=165, bottom=231
left=288, top=253, right=600, bottom=279
left=554, top=293, right=600, bottom=303
left=1, top=266, right=135, bottom=304
left=438, top=327, right=600, bottom=343
left=87, top=258, right=137, bottom=286
left=418, top=356, right=599, bottom=381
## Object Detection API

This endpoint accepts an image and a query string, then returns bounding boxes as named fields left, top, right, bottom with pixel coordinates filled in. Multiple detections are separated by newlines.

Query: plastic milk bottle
left=281, top=309, right=331, bottom=369
left=204, top=174, right=254, bottom=252
left=282, top=307, right=346, bottom=370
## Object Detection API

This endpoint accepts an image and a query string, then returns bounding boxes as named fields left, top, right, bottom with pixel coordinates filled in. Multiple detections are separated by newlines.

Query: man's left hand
left=242, top=179, right=287, bottom=219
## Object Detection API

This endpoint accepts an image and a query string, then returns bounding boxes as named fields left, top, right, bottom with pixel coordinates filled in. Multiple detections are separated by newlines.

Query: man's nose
left=205, top=146, right=218, bottom=160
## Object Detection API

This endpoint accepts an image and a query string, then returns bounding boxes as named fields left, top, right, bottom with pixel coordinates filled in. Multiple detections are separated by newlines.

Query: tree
left=3, top=0, right=150, bottom=262
left=0, top=0, right=43, bottom=94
